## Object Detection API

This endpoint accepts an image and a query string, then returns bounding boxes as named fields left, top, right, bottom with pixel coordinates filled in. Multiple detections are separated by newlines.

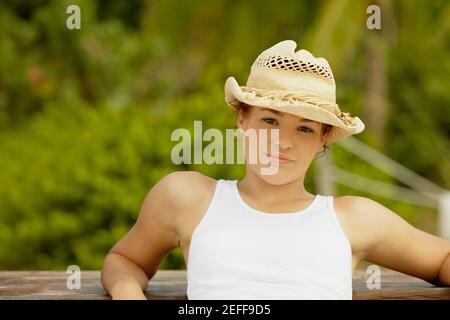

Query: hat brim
left=224, top=76, right=365, bottom=144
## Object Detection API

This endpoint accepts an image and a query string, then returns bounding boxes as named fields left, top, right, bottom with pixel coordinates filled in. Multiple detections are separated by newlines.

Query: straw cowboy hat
left=224, top=40, right=365, bottom=144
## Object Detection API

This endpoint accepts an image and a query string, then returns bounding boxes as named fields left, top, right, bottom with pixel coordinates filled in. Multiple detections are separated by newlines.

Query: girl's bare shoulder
left=332, top=195, right=402, bottom=258
left=156, top=171, right=218, bottom=215
left=331, top=196, right=376, bottom=255
left=332, top=195, right=382, bottom=229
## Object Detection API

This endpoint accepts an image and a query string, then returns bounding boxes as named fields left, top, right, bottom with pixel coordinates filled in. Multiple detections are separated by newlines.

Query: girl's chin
left=248, top=165, right=301, bottom=182
left=256, top=175, right=299, bottom=186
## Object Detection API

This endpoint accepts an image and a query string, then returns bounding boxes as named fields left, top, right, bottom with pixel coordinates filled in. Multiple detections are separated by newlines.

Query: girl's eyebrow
left=299, top=119, right=320, bottom=126
left=260, top=108, right=320, bottom=126
left=261, top=108, right=283, bottom=116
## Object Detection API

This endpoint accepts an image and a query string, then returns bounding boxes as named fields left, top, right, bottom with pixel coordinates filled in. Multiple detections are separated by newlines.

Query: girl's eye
left=261, top=118, right=313, bottom=133
left=262, top=118, right=277, bottom=125
left=299, top=126, right=314, bottom=133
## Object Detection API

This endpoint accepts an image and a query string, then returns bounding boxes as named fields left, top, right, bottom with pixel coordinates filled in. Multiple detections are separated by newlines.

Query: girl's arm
left=343, top=196, right=450, bottom=286
left=439, top=253, right=450, bottom=285
left=101, top=171, right=193, bottom=299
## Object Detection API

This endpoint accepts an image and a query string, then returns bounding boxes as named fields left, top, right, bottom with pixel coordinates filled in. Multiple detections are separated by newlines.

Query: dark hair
left=233, top=103, right=331, bottom=158
left=234, top=102, right=253, bottom=118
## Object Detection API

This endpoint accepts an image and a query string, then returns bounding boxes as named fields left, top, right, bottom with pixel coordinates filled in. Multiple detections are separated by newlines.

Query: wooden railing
left=0, top=267, right=449, bottom=300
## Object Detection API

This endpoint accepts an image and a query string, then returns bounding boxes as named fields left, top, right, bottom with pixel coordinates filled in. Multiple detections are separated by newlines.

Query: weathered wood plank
left=0, top=268, right=448, bottom=300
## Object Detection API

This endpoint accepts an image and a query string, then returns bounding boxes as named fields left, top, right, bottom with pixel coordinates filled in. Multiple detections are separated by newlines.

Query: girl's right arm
left=101, top=171, right=190, bottom=300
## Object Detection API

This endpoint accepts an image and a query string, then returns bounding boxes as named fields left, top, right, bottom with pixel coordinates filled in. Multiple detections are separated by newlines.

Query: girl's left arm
left=346, top=196, right=450, bottom=286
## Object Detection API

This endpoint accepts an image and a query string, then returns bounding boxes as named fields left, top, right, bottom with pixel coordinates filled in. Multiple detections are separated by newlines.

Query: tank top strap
left=193, top=179, right=233, bottom=226
left=203, top=178, right=226, bottom=214
left=324, top=195, right=352, bottom=250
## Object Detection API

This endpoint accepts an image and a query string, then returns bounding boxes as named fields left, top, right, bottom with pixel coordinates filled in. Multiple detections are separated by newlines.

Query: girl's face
left=237, top=106, right=327, bottom=185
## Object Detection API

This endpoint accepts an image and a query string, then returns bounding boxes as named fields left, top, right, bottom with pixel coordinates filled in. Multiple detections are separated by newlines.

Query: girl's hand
left=111, top=280, right=148, bottom=300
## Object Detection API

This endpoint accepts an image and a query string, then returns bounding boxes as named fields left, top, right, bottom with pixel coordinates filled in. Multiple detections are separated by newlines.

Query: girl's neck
left=237, top=169, right=314, bottom=203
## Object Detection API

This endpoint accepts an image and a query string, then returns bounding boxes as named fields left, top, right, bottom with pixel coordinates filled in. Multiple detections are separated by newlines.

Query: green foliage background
left=0, top=0, right=449, bottom=270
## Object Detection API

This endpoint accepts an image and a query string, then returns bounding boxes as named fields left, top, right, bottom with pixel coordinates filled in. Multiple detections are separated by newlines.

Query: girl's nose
left=272, top=128, right=293, bottom=150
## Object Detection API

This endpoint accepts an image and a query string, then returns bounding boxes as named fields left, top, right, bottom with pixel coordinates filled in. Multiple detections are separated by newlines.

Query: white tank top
left=186, top=179, right=353, bottom=300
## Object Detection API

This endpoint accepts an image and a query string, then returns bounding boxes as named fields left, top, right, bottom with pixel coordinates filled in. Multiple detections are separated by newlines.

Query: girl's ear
left=235, top=103, right=253, bottom=130
left=236, top=108, right=248, bottom=131
left=236, top=112, right=244, bottom=130
left=319, top=124, right=330, bottom=145
left=319, top=133, right=326, bottom=146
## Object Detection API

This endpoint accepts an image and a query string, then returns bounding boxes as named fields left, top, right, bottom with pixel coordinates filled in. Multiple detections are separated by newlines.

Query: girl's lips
left=264, top=153, right=295, bottom=164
